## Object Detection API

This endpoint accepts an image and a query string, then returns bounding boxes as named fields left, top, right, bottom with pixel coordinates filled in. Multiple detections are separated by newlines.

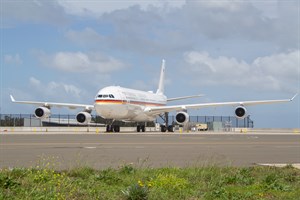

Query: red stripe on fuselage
left=95, top=99, right=165, bottom=107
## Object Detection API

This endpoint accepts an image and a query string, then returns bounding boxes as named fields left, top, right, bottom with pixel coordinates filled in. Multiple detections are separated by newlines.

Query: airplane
left=10, top=59, right=297, bottom=132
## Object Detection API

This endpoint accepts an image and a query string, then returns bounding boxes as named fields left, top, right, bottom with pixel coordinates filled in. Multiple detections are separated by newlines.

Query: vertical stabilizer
left=156, top=59, right=165, bottom=95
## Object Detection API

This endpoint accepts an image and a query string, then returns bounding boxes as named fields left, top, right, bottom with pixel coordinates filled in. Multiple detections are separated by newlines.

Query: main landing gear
left=105, top=113, right=175, bottom=133
left=159, top=112, right=174, bottom=133
left=160, top=125, right=174, bottom=132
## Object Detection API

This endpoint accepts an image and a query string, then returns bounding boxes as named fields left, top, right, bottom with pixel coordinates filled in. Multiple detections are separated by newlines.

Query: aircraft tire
left=137, top=125, right=141, bottom=132
left=106, top=125, right=111, bottom=132
left=161, top=125, right=167, bottom=132
left=141, top=125, right=145, bottom=132
left=167, top=125, right=174, bottom=132
left=114, top=125, right=120, bottom=132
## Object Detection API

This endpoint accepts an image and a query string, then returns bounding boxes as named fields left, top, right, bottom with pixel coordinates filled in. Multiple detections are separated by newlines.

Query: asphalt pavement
left=0, top=133, right=299, bottom=169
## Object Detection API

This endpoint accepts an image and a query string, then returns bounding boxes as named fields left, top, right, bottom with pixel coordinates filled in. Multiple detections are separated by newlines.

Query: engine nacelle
left=34, top=107, right=51, bottom=119
left=175, top=112, right=189, bottom=125
left=235, top=106, right=247, bottom=119
left=76, top=112, right=92, bottom=124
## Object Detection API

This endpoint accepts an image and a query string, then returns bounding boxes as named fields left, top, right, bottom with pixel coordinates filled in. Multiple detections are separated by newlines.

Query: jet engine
left=76, top=112, right=92, bottom=124
left=235, top=106, right=247, bottom=119
left=175, top=111, right=189, bottom=125
left=34, top=107, right=51, bottom=119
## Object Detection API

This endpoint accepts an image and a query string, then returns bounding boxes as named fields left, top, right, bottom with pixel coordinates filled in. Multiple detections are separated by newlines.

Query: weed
left=122, top=183, right=149, bottom=200
left=223, top=167, right=254, bottom=186
left=0, top=175, right=20, bottom=189
left=149, top=173, right=188, bottom=190
left=94, top=168, right=122, bottom=184
left=0, top=165, right=299, bottom=199
left=67, top=166, right=95, bottom=178
left=119, top=163, right=136, bottom=175
left=261, top=173, right=291, bottom=191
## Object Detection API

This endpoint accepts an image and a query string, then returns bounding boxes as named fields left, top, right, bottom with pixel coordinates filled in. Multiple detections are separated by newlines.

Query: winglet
left=10, top=95, right=16, bottom=102
left=290, top=93, right=298, bottom=101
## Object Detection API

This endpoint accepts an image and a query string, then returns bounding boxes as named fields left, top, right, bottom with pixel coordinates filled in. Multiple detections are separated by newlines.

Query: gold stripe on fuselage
left=95, top=99, right=165, bottom=107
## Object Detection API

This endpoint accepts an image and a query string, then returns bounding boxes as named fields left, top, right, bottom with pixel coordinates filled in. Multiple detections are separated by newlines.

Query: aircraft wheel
left=106, top=125, right=111, bottom=132
left=137, top=125, right=141, bottom=132
left=168, top=125, right=174, bottom=132
left=141, top=125, right=145, bottom=132
left=161, top=125, right=167, bottom=132
left=114, top=125, right=120, bottom=132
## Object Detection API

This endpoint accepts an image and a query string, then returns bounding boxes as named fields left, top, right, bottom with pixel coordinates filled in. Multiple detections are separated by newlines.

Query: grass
left=0, top=164, right=299, bottom=200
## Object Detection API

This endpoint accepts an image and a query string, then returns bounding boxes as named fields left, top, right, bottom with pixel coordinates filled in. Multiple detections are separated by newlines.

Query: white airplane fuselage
left=94, top=86, right=167, bottom=122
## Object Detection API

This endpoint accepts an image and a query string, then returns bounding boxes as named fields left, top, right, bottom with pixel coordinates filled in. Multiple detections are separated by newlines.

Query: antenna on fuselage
left=156, top=59, right=165, bottom=95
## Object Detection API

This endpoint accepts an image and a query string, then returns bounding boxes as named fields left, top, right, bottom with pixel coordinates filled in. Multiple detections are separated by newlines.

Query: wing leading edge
left=145, top=94, right=298, bottom=115
left=10, top=95, right=94, bottom=110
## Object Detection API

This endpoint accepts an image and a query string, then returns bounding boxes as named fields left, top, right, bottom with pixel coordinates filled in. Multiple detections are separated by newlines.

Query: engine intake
left=175, top=112, right=189, bottom=125
left=34, top=107, right=51, bottom=119
left=76, top=112, right=92, bottom=124
left=235, top=106, right=247, bottom=119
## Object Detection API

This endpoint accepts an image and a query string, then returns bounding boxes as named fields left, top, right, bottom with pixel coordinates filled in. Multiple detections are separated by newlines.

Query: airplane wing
left=167, top=94, right=204, bottom=102
left=146, top=94, right=298, bottom=114
left=10, top=95, right=94, bottom=110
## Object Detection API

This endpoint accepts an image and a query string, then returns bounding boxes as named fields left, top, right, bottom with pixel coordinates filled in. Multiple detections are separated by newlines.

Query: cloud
left=89, top=0, right=297, bottom=56
left=37, top=51, right=125, bottom=73
left=183, top=50, right=299, bottom=93
left=65, top=28, right=104, bottom=46
left=29, top=77, right=41, bottom=87
left=2, top=0, right=68, bottom=26
left=4, top=54, right=22, bottom=65
left=176, top=1, right=298, bottom=48
left=29, top=77, right=82, bottom=99
left=57, top=0, right=185, bottom=17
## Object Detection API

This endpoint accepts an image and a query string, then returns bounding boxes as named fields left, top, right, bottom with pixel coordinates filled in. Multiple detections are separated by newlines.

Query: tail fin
left=156, top=59, right=165, bottom=95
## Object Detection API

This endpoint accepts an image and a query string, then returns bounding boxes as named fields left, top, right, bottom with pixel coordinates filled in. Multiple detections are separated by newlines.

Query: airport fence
left=0, top=114, right=253, bottom=128
left=157, top=115, right=254, bottom=128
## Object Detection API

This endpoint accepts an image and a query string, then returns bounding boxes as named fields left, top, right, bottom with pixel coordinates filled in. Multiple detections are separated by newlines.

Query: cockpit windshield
left=97, top=94, right=115, bottom=98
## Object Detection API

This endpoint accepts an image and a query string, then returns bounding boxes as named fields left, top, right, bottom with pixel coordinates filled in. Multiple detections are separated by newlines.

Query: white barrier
left=0, top=126, right=159, bottom=133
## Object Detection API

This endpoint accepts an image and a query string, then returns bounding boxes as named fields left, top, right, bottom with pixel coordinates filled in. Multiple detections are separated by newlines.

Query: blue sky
left=1, top=0, right=299, bottom=128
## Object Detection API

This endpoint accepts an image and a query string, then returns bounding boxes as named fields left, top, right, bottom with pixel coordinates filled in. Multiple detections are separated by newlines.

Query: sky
left=1, top=0, right=299, bottom=128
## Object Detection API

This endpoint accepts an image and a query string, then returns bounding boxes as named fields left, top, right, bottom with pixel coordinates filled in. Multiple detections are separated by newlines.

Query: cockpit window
left=98, top=94, right=115, bottom=98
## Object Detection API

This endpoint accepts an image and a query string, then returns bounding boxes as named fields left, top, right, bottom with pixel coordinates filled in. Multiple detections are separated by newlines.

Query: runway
left=1, top=133, right=299, bottom=169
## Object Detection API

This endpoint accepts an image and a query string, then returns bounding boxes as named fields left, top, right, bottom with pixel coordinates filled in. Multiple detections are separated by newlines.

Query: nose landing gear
left=137, top=125, right=146, bottom=132
left=106, top=125, right=120, bottom=132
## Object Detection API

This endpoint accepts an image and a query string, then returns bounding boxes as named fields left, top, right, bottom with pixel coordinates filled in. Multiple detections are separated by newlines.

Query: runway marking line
left=257, top=163, right=300, bottom=169
left=83, top=147, right=97, bottom=149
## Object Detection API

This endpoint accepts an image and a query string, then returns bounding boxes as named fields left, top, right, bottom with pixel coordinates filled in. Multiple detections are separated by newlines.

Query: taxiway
left=1, top=133, right=299, bottom=169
